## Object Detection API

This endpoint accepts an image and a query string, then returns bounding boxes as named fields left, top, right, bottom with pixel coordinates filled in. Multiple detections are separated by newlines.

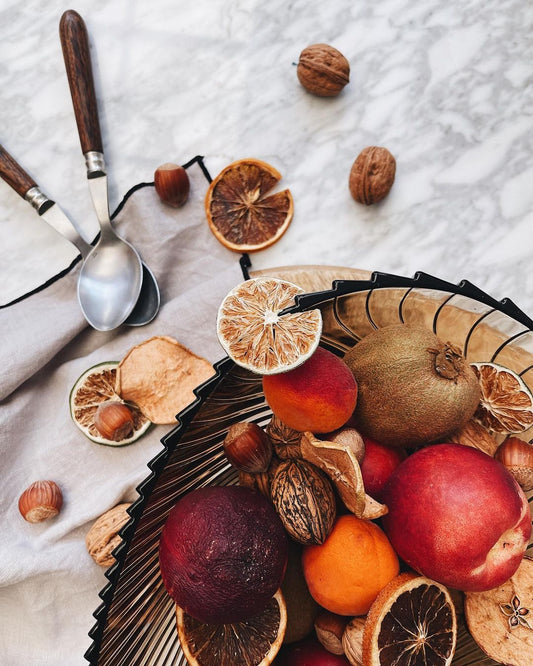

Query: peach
left=360, top=437, right=406, bottom=502
left=262, top=347, right=358, bottom=433
left=382, top=443, right=532, bottom=592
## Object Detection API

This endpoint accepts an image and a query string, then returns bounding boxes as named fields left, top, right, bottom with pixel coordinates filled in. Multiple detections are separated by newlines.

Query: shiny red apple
left=381, top=443, right=531, bottom=592
left=360, top=437, right=406, bottom=501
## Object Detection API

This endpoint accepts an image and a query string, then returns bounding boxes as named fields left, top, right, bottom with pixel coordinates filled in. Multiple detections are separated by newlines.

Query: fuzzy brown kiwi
left=343, top=324, right=481, bottom=448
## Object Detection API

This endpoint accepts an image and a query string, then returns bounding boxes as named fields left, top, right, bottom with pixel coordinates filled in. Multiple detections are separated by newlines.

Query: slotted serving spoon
left=59, top=9, right=159, bottom=331
left=0, top=143, right=160, bottom=326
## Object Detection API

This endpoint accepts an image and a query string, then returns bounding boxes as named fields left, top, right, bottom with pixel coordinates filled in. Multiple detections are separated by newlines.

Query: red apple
left=275, top=636, right=350, bottom=665
left=381, top=443, right=531, bottom=592
left=360, top=437, right=406, bottom=501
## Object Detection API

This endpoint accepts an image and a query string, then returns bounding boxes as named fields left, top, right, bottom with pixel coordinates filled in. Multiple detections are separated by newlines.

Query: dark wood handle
left=0, top=144, right=37, bottom=198
left=59, top=10, right=103, bottom=155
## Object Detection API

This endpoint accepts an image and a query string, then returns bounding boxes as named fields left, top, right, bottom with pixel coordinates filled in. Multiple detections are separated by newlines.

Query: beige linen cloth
left=0, top=164, right=244, bottom=664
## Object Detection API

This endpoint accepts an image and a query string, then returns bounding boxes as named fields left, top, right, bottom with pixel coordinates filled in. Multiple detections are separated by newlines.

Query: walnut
left=297, top=43, right=350, bottom=97
left=342, top=617, right=366, bottom=665
left=349, top=146, right=396, bottom=205
left=85, top=502, right=132, bottom=567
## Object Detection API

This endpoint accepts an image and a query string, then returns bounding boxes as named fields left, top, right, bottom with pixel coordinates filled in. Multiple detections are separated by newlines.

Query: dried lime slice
left=69, top=362, right=151, bottom=446
left=217, top=277, right=322, bottom=375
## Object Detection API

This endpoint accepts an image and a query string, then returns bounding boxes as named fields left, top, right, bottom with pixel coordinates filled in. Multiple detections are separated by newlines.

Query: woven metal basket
left=85, top=271, right=533, bottom=666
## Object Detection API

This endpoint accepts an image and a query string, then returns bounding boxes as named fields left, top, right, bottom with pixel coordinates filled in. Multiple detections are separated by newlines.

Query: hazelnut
left=495, top=436, right=533, bottom=491
left=297, top=43, right=350, bottom=97
left=154, top=162, right=190, bottom=207
left=342, top=617, right=366, bottom=665
left=86, top=503, right=132, bottom=567
left=349, top=146, right=396, bottom=205
left=223, top=422, right=272, bottom=473
left=18, top=480, right=63, bottom=523
left=315, top=609, right=349, bottom=655
left=94, top=401, right=134, bottom=442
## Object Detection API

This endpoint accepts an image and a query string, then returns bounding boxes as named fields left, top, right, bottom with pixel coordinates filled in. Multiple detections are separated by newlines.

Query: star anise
left=500, top=595, right=532, bottom=630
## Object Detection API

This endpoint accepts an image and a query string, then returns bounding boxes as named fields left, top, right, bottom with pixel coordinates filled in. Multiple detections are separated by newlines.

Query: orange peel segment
left=116, top=336, right=214, bottom=424
left=205, top=158, right=294, bottom=252
left=471, top=362, right=533, bottom=434
left=362, top=572, right=457, bottom=666
left=176, top=589, right=287, bottom=666
left=216, top=277, right=322, bottom=375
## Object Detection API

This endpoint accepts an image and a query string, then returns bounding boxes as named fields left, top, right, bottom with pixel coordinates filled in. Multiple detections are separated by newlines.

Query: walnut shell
left=349, top=146, right=396, bottom=205
left=86, top=502, right=132, bottom=567
left=270, top=459, right=336, bottom=545
left=297, top=43, right=350, bottom=97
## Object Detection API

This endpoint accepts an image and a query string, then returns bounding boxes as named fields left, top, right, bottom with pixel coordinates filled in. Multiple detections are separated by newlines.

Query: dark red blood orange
left=159, top=485, right=288, bottom=624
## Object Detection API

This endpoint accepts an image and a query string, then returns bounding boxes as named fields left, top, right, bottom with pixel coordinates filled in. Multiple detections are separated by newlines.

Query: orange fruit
left=176, top=590, right=287, bottom=666
left=217, top=277, right=322, bottom=375
left=362, top=572, right=457, bottom=666
left=471, top=362, right=533, bottom=433
left=302, top=514, right=399, bottom=616
left=205, top=158, right=294, bottom=252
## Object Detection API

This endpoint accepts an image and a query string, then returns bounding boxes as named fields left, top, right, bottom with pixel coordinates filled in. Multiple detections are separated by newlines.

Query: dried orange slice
left=205, top=159, right=294, bottom=252
left=471, top=362, right=533, bottom=433
left=69, top=362, right=150, bottom=446
left=216, top=277, right=322, bottom=375
left=362, top=572, right=457, bottom=666
left=176, top=590, right=287, bottom=666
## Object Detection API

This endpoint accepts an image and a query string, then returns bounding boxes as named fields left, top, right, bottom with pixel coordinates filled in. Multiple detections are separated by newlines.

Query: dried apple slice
left=116, top=336, right=214, bottom=424
left=465, top=556, right=533, bottom=666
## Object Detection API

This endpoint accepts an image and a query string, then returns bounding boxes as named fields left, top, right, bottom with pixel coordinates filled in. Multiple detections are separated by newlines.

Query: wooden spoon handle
left=0, top=143, right=37, bottom=198
left=59, top=9, right=103, bottom=155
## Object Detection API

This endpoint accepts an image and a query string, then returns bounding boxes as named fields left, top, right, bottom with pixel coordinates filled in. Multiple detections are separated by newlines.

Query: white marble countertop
left=1, top=0, right=532, bottom=663
left=1, top=0, right=532, bottom=312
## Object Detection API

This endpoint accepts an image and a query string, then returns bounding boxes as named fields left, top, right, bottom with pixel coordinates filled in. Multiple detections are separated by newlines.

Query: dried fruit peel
left=205, top=158, right=294, bottom=253
left=116, top=336, right=214, bottom=424
left=465, top=556, right=533, bottom=666
left=69, top=362, right=150, bottom=446
left=301, top=432, right=366, bottom=516
left=217, top=278, right=322, bottom=375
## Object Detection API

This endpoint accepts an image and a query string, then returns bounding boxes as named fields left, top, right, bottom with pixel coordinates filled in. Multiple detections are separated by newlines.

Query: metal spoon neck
left=85, top=150, right=106, bottom=177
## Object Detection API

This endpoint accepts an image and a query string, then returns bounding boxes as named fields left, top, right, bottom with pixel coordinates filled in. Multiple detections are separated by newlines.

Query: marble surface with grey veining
left=1, top=0, right=532, bottom=312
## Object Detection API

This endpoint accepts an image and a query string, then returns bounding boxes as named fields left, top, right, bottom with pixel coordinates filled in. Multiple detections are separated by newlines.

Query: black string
left=1, top=156, right=221, bottom=309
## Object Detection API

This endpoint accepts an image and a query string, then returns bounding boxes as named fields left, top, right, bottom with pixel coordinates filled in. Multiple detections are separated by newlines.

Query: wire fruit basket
left=85, top=271, right=533, bottom=666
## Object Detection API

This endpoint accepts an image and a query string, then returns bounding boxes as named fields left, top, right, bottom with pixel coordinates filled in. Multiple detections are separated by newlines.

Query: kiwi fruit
left=343, top=324, right=481, bottom=448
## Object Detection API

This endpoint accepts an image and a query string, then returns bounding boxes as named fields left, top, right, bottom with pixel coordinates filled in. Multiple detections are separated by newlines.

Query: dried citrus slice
left=471, top=362, right=533, bottom=433
left=176, top=590, right=287, bottom=666
left=69, top=362, right=150, bottom=446
left=464, top=556, right=533, bottom=665
left=362, top=572, right=457, bottom=666
left=205, top=158, right=294, bottom=252
left=216, top=277, right=322, bottom=375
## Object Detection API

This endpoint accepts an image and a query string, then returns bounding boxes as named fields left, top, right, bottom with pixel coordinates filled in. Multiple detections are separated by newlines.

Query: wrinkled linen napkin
left=0, top=160, right=244, bottom=665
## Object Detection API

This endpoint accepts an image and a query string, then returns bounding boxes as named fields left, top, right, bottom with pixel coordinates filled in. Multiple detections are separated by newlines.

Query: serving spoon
left=0, top=143, right=159, bottom=326
left=59, top=9, right=152, bottom=331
